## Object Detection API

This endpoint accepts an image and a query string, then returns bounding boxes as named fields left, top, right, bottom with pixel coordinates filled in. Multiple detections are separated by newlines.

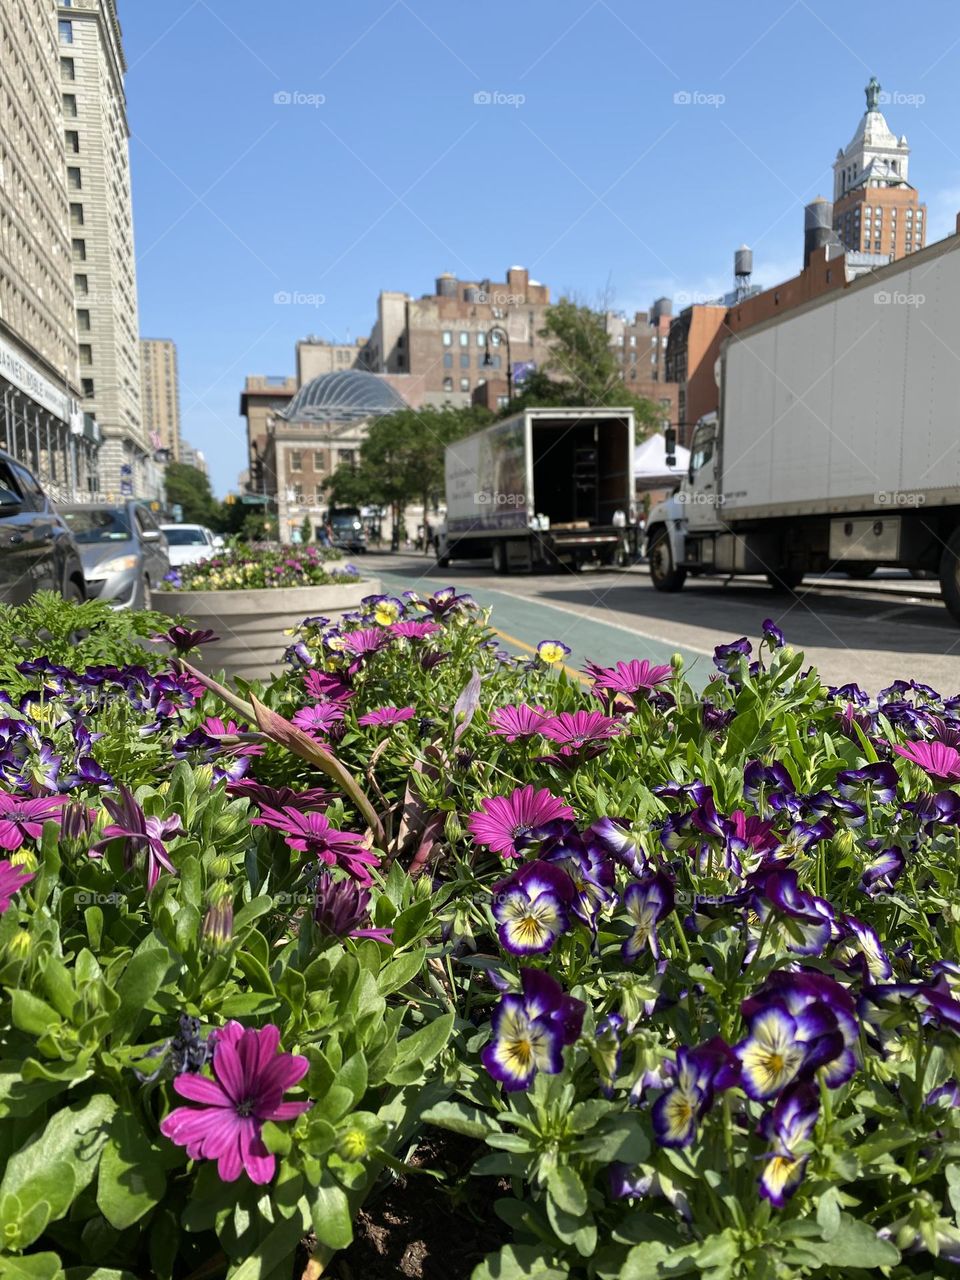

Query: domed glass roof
left=279, top=370, right=407, bottom=423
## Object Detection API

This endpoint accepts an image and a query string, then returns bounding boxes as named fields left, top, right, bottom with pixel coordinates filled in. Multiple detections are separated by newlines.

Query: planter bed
left=155, top=576, right=379, bottom=681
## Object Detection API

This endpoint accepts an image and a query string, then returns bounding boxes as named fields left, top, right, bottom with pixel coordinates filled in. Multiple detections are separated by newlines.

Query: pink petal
left=173, top=1074, right=232, bottom=1106
left=268, top=1100, right=312, bottom=1121
left=212, top=1038, right=247, bottom=1105
left=237, top=1116, right=275, bottom=1184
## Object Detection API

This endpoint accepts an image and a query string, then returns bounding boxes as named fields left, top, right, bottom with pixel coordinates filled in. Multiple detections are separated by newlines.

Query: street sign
left=241, top=494, right=268, bottom=505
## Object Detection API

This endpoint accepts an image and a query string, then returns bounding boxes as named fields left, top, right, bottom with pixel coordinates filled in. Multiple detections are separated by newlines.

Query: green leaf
left=621, top=1242, right=698, bottom=1279
left=816, top=1188, right=842, bottom=1240
left=112, top=947, right=174, bottom=1044
left=423, top=1100, right=499, bottom=1140
left=386, top=1012, right=453, bottom=1084
left=376, top=950, right=426, bottom=995
left=0, top=1255, right=65, bottom=1280
left=947, top=1163, right=960, bottom=1222
left=96, top=1111, right=167, bottom=1229
left=471, top=1244, right=568, bottom=1280
left=226, top=1201, right=310, bottom=1280
left=3, top=1161, right=75, bottom=1245
left=548, top=1165, right=587, bottom=1216
left=10, top=991, right=62, bottom=1037
left=309, top=1177, right=354, bottom=1251
left=793, top=1215, right=900, bottom=1267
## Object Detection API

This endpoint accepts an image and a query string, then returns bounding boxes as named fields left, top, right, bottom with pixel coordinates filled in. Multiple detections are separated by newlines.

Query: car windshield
left=62, top=508, right=132, bottom=543
left=162, top=527, right=208, bottom=546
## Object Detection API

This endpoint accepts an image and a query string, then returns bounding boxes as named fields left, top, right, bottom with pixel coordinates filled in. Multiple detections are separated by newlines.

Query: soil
left=313, top=1132, right=510, bottom=1280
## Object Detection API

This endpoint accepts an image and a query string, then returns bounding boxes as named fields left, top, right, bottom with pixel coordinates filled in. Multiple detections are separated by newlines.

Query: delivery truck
left=437, top=407, right=635, bottom=573
left=645, top=230, right=960, bottom=622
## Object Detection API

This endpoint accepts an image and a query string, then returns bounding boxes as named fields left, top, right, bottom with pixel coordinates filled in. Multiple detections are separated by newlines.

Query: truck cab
left=645, top=415, right=722, bottom=591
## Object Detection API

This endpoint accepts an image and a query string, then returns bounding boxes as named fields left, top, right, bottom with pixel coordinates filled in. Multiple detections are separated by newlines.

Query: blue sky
left=123, top=0, right=960, bottom=496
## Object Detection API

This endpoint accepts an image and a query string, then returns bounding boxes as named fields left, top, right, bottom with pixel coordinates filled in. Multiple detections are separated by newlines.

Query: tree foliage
left=508, top=298, right=660, bottom=431
left=164, top=462, right=219, bottom=526
left=324, top=405, right=493, bottom=542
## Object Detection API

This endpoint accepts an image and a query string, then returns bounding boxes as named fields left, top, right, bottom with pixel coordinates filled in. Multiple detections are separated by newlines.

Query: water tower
left=734, top=245, right=753, bottom=302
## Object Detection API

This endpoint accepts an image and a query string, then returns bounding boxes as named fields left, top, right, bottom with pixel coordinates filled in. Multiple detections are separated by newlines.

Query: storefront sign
left=0, top=335, right=70, bottom=422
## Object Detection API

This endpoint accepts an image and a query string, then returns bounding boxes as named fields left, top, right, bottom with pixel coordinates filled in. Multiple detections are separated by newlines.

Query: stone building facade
left=58, top=0, right=150, bottom=499
left=140, top=338, right=181, bottom=462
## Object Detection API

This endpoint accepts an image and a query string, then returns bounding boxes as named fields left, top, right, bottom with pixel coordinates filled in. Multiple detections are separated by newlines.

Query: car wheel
left=62, top=579, right=84, bottom=604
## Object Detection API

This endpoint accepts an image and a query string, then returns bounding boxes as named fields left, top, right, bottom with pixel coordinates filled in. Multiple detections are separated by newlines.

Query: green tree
left=164, top=462, right=218, bottom=526
left=509, top=299, right=659, bottom=432
left=324, top=405, right=492, bottom=548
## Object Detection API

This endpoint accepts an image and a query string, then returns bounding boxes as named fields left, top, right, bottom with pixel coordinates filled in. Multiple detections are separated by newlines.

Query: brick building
left=361, top=267, right=552, bottom=407
left=833, top=78, right=925, bottom=260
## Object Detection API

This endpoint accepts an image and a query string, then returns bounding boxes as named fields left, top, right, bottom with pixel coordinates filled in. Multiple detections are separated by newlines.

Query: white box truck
left=438, top=407, right=636, bottom=573
left=645, top=232, right=960, bottom=621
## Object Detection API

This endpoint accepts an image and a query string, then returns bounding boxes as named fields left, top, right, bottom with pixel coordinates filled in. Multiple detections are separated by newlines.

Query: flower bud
left=9, top=849, right=37, bottom=873
left=338, top=1126, right=370, bottom=1161
left=670, top=652, right=684, bottom=673
left=209, top=854, right=232, bottom=880
left=6, top=929, right=31, bottom=962
left=201, top=896, right=233, bottom=953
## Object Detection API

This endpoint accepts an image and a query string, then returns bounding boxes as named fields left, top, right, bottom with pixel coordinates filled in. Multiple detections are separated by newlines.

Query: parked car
left=330, top=512, right=367, bottom=554
left=59, top=502, right=169, bottom=609
left=160, top=523, right=220, bottom=569
left=0, top=452, right=85, bottom=604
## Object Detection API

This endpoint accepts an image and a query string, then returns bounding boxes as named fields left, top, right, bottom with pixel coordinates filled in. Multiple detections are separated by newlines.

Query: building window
left=81, top=378, right=94, bottom=397
left=496, top=395, right=509, bottom=409
left=443, top=352, right=452, bottom=368
left=340, top=449, right=355, bottom=466
left=79, top=344, right=92, bottom=365
left=476, top=332, right=486, bottom=346
left=63, top=93, right=78, bottom=117
left=74, top=273, right=88, bottom=295
left=77, top=309, right=90, bottom=331
left=629, top=335, right=636, bottom=347
left=290, top=450, right=302, bottom=472
left=72, top=238, right=86, bottom=261
left=59, top=19, right=73, bottom=42
left=488, top=354, right=501, bottom=370
left=67, top=167, right=82, bottom=190
left=459, top=331, right=469, bottom=346
left=460, top=353, right=469, bottom=368
left=443, top=376, right=453, bottom=392
left=61, top=57, right=75, bottom=79
left=442, top=331, right=452, bottom=346
left=313, top=451, right=325, bottom=471
left=460, top=377, right=470, bottom=391
left=65, top=131, right=80, bottom=153
left=70, top=203, right=84, bottom=226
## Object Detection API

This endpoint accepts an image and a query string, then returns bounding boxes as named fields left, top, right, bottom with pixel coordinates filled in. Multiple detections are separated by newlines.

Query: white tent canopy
left=634, top=432, right=690, bottom=489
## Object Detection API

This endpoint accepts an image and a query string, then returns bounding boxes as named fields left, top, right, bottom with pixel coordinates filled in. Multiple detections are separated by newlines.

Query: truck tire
left=845, top=563, right=877, bottom=580
left=938, top=529, right=960, bottom=622
left=491, top=543, right=509, bottom=575
left=766, top=568, right=804, bottom=593
left=648, top=528, right=686, bottom=592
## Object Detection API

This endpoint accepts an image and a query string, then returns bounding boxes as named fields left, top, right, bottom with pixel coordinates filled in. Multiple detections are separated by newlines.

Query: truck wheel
left=845, top=564, right=877, bottom=580
left=938, top=529, right=960, bottom=622
left=491, top=543, right=509, bottom=575
left=648, top=529, right=686, bottom=592
left=766, top=568, right=804, bottom=593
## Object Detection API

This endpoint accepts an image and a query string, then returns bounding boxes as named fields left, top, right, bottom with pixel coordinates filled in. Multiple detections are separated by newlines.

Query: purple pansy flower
left=481, top=969, right=585, bottom=1092
left=651, top=1039, right=736, bottom=1149
left=837, top=763, right=898, bottom=806
left=621, top=872, right=675, bottom=962
left=491, top=861, right=571, bottom=956
left=713, top=637, right=752, bottom=677
left=758, top=1083, right=818, bottom=1207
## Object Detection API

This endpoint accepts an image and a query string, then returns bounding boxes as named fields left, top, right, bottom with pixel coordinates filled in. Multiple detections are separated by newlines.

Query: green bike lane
left=375, top=565, right=716, bottom=691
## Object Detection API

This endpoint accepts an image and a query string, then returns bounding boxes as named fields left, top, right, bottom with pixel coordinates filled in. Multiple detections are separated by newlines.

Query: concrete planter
left=155, top=578, right=379, bottom=683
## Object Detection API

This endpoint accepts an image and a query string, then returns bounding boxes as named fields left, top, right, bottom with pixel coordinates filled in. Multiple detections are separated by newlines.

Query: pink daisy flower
left=291, top=703, right=346, bottom=735
left=488, top=704, right=548, bottom=742
left=389, top=620, right=442, bottom=641
left=893, top=739, right=960, bottom=785
left=304, top=670, right=354, bottom=703
left=467, top=786, right=575, bottom=859
left=251, top=806, right=380, bottom=884
left=160, top=1021, right=310, bottom=1184
left=0, top=792, right=68, bottom=851
left=358, top=706, right=416, bottom=727
left=586, top=658, right=672, bottom=704
left=0, top=859, right=34, bottom=913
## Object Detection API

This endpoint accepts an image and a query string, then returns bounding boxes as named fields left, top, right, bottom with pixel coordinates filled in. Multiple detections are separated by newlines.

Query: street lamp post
left=482, top=325, right=512, bottom=406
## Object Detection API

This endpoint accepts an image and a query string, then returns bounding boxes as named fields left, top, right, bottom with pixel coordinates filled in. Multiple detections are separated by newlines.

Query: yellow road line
left=492, top=626, right=590, bottom=686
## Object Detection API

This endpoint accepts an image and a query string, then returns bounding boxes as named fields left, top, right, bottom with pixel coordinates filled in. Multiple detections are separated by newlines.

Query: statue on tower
left=865, top=77, right=882, bottom=111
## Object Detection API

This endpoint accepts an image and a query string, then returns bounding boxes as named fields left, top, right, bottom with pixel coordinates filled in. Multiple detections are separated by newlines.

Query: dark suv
left=0, top=452, right=85, bottom=604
